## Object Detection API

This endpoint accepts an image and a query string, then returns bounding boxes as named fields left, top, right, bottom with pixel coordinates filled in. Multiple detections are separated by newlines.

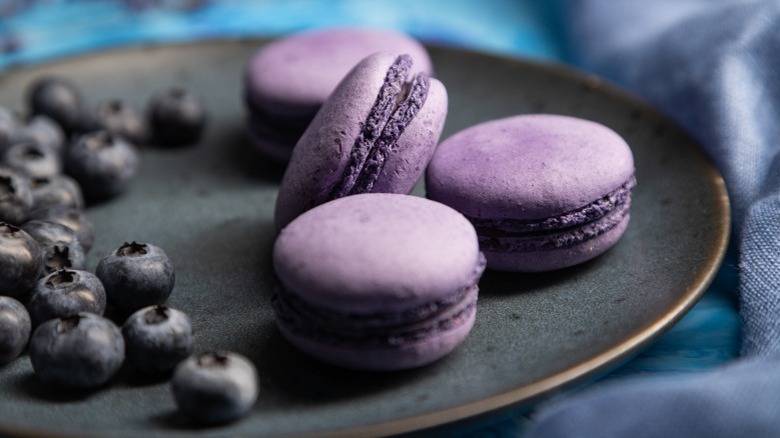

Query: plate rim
left=0, top=38, right=731, bottom=438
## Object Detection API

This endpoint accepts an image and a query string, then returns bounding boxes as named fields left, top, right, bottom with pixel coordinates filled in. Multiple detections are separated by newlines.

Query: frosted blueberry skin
left=122, top=305, right=194, bottom=374
left=64, top=130, right=139, bottom=203
left=0, top=296, right=31, bottom=365
left=26, top=269, right=106, bottom=328
left=86, top=99, right=150, bottom=146
left=0, top=106, right=20, bottom=151
left=0, top=165, right=34, bottom=225
left=27, top=76, right=83, bottom=134
left=11, top=115, right=66, bottom=156
left=172, top=351, right=259, bottom=425
left=96, top=242, right=175, bottom=316
left=28, top=206, right=94, bottom=253
left=29, top=174, right=85, bottom=212
left=21, top=220, right=86, bottom=276
left=0, top=222, right=43, bottom=299
left=147, top=88, right=207, bottom=146
left=1, top=140, right=63, bottom=180
left=28, top=313, right=124, bottom=390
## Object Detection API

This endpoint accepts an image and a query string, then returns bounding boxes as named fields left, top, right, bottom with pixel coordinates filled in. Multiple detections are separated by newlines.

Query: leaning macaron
left=426, top=114, right=636, bottom=272
left=272, top=193, right=485, bottom=371
left=244, top=27, right=433, bottom=163
left=273, top=51, right=447, bottom=230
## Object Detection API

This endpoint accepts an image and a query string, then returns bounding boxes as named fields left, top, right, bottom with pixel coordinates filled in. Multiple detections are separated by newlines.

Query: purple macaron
left=272, top=193, right=485, bottom=371
left=426, top=114, right=636, bottom=272
left=273, top=51, right=448, bottom=230
left=244, top=27, right=433, bottom=163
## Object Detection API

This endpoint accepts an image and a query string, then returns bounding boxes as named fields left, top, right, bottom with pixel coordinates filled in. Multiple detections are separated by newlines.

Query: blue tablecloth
left=0, top=1, right=744, bottom=436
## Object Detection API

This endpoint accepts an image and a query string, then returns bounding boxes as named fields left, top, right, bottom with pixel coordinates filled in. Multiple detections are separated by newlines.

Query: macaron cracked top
left=273, top=51, right=448, bottom=230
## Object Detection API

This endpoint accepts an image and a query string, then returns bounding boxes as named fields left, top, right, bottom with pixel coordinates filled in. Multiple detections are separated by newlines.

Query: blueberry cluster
left=1, top=77, right=256, bottom=425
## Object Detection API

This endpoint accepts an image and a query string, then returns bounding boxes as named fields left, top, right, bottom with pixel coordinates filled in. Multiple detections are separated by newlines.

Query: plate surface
left=0, top=39, right=729, bottom=437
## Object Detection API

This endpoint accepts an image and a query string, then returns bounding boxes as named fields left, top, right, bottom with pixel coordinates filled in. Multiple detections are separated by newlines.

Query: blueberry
left=0, top=106, right=21, bottom=151
left=122, top=305, right=194, bottom=374
left=28, top=312, right=124, bottom=389
left=96, top=242, right=175, bottom=315
left=89, top=99, right=149, bottom=145
left=12, top=115, right=66, bottom=156
left=64, top=130, right=139, bottom=203
left=0, top=222, right=42, bottom=298
left=1, top=140, right=63, bottom=179
left=28, top=76, right=83, bottom=135
left=0, top=166, right=34, bottom=224
left=147, top=87, right=207, bottom=146
left=27, top=206, right=94, bottom=253
left=21, top=220, right=85, bottom=275
left=0, top=296, right=31, bottom=365
left=172, top=351, right=259, bottom=425
left=26, top=269, right=106, bottom=327
left=29, top=174, right=85, bottom=211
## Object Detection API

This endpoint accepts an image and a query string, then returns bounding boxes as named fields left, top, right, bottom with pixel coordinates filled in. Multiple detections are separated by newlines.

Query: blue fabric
left=523, top=1, right=780, bottom=436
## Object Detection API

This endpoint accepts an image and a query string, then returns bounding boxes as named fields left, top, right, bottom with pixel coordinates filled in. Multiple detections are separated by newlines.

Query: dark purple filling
left=244, top=91, right=317, bottom=133
left=272, top=287, right=477, bottom=348
left=272, top=254, right=486, bottom=348
left=328, top=55, right=430, bottom=200
left=471, top=176, right=636, bottom=252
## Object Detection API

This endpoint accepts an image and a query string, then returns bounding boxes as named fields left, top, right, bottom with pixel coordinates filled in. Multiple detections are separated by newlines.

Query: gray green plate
left=0, top=39, right=729, bottom=437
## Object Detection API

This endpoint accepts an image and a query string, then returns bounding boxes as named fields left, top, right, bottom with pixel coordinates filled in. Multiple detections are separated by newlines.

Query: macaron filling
left=472, top=176, right=636, bottom=253
left=272, top=283, right=478, bottom=349
left=328, top=54, right=430, bottom=199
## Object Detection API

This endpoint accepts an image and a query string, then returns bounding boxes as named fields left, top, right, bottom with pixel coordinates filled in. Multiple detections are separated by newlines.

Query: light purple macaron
left=244, top=27, right=433, bottom=163
left=272, top=193, right=485, bottom=371
left=426, top=114, right=636, bottom=272
left=273, top=51, right=448, bottom=230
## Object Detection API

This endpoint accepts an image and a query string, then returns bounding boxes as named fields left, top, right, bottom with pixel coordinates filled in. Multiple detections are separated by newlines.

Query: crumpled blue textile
left=524, top=1, right=780, bottom=436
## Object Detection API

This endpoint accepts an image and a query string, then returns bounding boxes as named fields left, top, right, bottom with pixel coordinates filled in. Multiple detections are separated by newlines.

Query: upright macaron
left=272, top=193, right=485, bottom=371
left=244, top=27, right=433, bottom=163
left=273, top=51, right=448, bottom=230
left=426, top=114, right=636, bottom=272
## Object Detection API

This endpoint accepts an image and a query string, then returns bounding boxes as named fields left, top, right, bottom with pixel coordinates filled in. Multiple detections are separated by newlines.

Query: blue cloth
left=524, top=1, right=780, bottom=436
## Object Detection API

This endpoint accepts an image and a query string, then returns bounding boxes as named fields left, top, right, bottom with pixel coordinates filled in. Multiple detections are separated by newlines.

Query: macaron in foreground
left=244, top=27, right=433, bottom=163
left=272, top=193, right=485, bottom=371
left=426, top=114, right=636, bottom=272
left=273, top=51, right=448, bottom=230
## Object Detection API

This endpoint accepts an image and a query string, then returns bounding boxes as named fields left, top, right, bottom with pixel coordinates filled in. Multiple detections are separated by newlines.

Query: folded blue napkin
left=524, top=1, right=780, bottom=436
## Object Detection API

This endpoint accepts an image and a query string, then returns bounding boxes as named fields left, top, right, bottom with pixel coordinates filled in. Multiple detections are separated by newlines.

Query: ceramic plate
left=0, top=39, right=729, bottom=437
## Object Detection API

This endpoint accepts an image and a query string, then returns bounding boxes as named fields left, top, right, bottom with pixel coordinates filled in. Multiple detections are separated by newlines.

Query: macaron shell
left=245, top=27, right=433, bottom=118
left=273, top=52, right=393, bottom=229
left=274, top=52, right=447, bottom=230
left=484, top=213, right=630, bottom=272
left=426, top=114, right=635, bottom=220
left=273, top=193, right=482, bottom=314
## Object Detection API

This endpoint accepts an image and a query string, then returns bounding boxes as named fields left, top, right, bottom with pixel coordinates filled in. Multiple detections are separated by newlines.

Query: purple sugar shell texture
left=245, top=27, right=433, bottom=119
left=244, top=27, right=433, bottom=162
left=426, top=114, right=636, bottom=272
left=273, top=52, right=448, bottom=230
left=273, top=193, right=484, bottom=371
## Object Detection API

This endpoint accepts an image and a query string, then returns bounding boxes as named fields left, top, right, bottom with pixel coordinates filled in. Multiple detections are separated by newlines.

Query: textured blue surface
left=0, top=1, right=742, bottom=436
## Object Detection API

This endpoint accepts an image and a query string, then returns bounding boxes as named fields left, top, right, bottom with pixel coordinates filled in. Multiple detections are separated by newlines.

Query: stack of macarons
left=257, top=28, right=637, bottom=371
left=244, top=27, right=432, bottom=164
